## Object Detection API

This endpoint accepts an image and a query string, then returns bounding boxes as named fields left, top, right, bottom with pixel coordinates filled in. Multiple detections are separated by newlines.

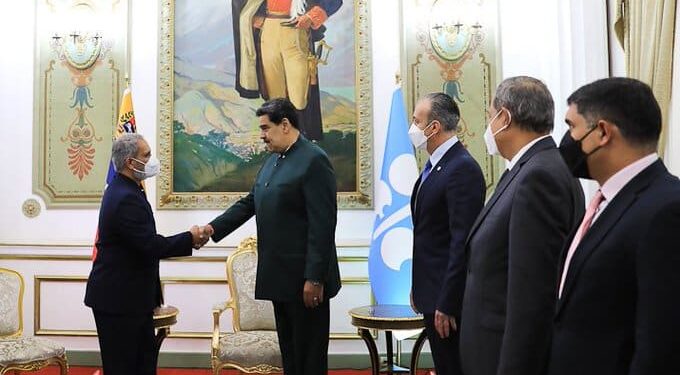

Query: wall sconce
left=50, top=31, right=106, bottom=70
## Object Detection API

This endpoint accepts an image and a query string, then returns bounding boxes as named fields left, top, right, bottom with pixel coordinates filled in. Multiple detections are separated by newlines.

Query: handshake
left=189, top=224, right=214, bottom=250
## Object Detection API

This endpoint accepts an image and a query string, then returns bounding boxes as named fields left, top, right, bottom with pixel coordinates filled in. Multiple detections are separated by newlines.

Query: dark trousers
left=93, top=310, right=157, bottom=375
left=273, top=299, right=330, bottom=375
left=423, top=313, right=463, bottom=375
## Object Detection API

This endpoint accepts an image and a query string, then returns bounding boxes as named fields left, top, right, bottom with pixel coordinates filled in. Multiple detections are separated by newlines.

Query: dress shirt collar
left=428, top=135, right=459, bottom=168
left=507, top=134, right=551, bottom=170
left=600, top=153, right=658, bottom=203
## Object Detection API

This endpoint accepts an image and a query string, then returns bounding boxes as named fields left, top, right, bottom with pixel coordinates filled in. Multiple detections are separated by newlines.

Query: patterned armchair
left=0, top=268, right=68, bottom=375
left=211, top=237, right=282, bottom=374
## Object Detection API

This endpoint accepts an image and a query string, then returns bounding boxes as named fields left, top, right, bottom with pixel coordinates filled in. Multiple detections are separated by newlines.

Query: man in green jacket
left=204, top=98, right=341, bottom=375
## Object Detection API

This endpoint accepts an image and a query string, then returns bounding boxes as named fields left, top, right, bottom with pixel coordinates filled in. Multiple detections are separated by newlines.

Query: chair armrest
left=211, top=300, right=234, bottom=357
left=213, top=301, right=230, bottom=312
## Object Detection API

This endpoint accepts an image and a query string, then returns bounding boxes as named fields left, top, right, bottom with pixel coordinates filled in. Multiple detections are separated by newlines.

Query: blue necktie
left=421, top=160, right=433, bottom=182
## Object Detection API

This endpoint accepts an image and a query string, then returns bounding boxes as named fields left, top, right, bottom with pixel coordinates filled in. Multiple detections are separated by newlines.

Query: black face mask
left=559, top=126, right=600, bottom=179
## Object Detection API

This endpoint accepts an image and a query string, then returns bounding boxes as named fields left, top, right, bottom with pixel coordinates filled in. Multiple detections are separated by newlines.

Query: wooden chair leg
left=57, top=354, right=69, bottom=375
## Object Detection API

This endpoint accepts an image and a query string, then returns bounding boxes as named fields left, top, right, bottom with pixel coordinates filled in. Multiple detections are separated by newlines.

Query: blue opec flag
left=368, top=88, right=419, bottom=305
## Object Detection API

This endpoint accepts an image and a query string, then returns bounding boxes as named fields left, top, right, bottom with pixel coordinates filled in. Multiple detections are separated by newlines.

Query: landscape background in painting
left=173, top=0, right=357, bottom=193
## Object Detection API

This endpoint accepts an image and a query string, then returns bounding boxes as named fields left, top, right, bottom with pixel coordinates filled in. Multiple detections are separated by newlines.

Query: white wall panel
left=0, top=250, right=374, bottom=354
left=162, top=281, right=229, bottom=335
left=329, top=281, right=372, bottom=338
left=36, top=278, right=94, bottom=333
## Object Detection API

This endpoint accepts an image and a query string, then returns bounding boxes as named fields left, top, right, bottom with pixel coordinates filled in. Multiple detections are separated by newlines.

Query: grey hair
left=423, top=92, right=460, bottom=132
left=493, top=76, right=554, bottom=134
left=112, top=133, right=144, bottom=172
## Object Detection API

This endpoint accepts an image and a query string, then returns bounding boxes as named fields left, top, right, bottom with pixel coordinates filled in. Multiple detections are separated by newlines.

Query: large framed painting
left=157, top=0, right=372, bottom=209
left=33, top=0, right=129, bottom=207
left=401, top=0, right=503, bottom=195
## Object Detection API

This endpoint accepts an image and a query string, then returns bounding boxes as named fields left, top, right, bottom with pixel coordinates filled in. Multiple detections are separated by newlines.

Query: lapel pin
left=436, top=166, right=442, bottom=171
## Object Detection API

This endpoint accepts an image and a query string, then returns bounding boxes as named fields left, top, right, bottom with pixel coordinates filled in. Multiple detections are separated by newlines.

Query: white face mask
left=408, top=121, right=436, bottom=150
left=131, top=157, right=160, bottom=180
left=483, top=110, right=510, bottom=156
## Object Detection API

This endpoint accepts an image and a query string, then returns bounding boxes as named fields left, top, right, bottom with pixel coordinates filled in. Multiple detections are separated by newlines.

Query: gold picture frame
left=156, top=0, right=373, bottom=209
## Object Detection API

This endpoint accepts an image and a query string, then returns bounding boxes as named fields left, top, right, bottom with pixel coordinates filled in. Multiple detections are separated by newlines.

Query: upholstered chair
left=211, top=237, right=282, bottom=374
left=0, top=267, right=68, bottom=374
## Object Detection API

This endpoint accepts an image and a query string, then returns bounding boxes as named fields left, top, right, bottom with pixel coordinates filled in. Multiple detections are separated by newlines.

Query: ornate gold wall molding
left=32, top=0, right=130, bottom=207
left=32, top=273, right=370, bottom=339
left=34, top=275, right=92, bottom=336
left=400, top=0, right=504, bottom=194
left=0, top=251, right=368, bottom=263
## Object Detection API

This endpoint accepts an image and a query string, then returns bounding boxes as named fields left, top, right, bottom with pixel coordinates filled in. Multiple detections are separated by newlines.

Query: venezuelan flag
left=106, top=88, right=137, bottom=184
left=92, top=88, right=137, bottom=260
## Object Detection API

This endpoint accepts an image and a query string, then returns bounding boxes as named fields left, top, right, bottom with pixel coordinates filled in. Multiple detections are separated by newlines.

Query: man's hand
left=295, top=14, right=312, bottom=29
left=434, top=309, right=457, bottom=338
left=203, top=224, right=215, bottom=238
left=252, top=16, right=265, bottom=29
left=303, top=280, right=324, bottom=308
left=410, top=291, right=419, bottom=313
left=190, top=225, right=202, bottom=249
left=190, top=224, right=214, bottom=249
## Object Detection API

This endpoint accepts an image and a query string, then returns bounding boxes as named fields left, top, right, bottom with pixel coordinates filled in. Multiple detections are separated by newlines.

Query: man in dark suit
left=459, top=76, right=585, bottom=375
left=85, top=133, right=205, bottom=375
left=548, top=77, right=680, bottom=375
left=204, top=98, right=341, bottom=375
left=408, top=93, right=485, bottom=375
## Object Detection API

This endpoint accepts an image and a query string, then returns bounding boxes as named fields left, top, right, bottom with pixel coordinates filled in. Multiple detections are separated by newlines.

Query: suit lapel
left=411, top=175, right=421, bottom=219
left=465, top=165, right=519, bottom=243
left=556, top=191, right=637, bottom=309
left=557, top=225, right=580, bottom=280
left=465, top=137, right=556, bottom=246
left=556, top=160, right=666, bottom=313
left=412, top=142, right=462, bottom=220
